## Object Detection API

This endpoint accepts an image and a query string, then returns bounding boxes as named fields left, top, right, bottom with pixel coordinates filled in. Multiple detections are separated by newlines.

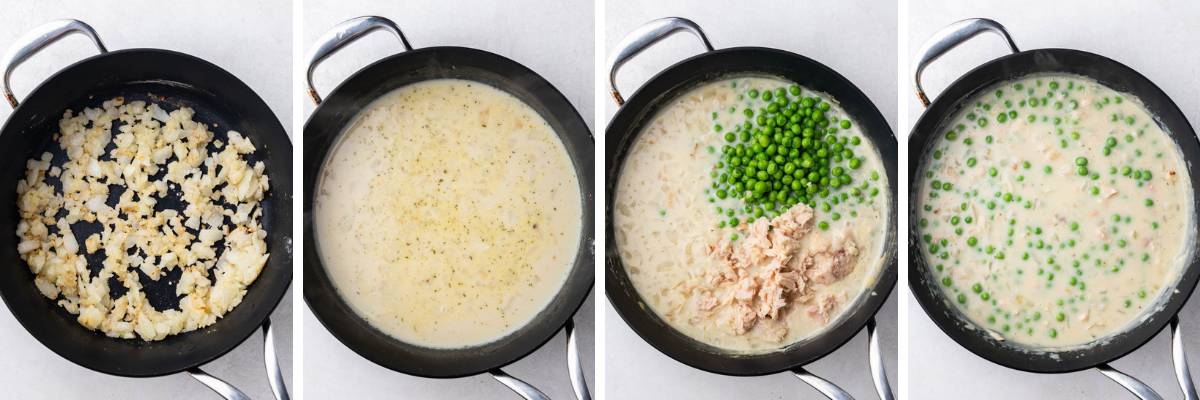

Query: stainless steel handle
left=867, top=318, right=894, bottom=400
left=0, top=19, right=107, bottom=108
left=262, top=318, right=290, bottom=400
left=1098, top=364, right=1164, bottom=400
left=304, top=15, right=412, bottom=105
left=911, top=18, right=1018, bottom=107
left=188, top=368, right=252, bottom=400
left=489, top=369, right=551, bottom=400
left=1172, top=317, right=1199, bottom=400
left=606, top=17, right=713, bottom=106
left=792, top=367, right=854, bottom=400
left=565, top=319, right=592, bottom=400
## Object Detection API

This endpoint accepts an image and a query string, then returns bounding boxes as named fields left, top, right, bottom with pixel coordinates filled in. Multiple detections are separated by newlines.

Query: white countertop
left=906, top=1, right=1200, bottom=398
left=0, top=1, right=293, bottom=399
left=300, top=0, right=596, bottom=399
left=602, top=0, right=898, bottom=398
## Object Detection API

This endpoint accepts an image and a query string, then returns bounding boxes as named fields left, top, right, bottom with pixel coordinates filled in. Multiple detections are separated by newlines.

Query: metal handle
left=262, top=318, right=290, bottom=400
left=188, top=368, right=252, bottom=400
left=489, top=369, right=551, bottom=400
left=1172, top=317, right=1199, bottom=400
left=1098, top=364, right=1164, bottom=400
left=304, top=15, right=412, bottom=105
left=867, top=318, right=894, bottom=400
left=606, top=17, right=713, bottom=106
left=792, top=367, right=854, bottom=400
left=565, top=319, right=592, bottom=400
left=912, top=18, right=1018, bottom=107
left=187, top=318, right=285, bottom=400
left=1, top=19, right=107, bottom=108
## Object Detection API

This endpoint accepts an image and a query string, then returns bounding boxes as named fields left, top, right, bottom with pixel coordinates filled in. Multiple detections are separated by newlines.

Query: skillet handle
left=565, top=319, right=592, bottom=400
left=304, top=15, right=412, bottom=105
left=606, top=17, right=714, bottom=106
left=791, top=367, right=854, bottom=400
left=0, top=19, right=108, bottom=108
left=1097, top=364, right=1164, bottom=400
left=911, top=18, right=1018, bottom=107
left=867, top=318, right=894, bottom=400
left=489, top=369, right=551, bottom=400
left=187, top=368, right=252, bottom=400
left=1172, top=317, right=1199, bottom=400
left=262, top=318, right=291, bottom=400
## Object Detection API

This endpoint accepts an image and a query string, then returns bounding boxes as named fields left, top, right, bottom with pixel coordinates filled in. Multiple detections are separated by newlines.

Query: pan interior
left=28, top=84, right=272, bottom=315
left=311, top=78, right=581, bottom=350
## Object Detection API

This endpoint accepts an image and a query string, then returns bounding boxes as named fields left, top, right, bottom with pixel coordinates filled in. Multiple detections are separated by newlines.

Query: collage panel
left=907, top=1, right=1200, bottom=398
left=604, top=1, right=897, bottom=399
left=0, top=1, right=292, bottom=399
left=300, top=0, right=594, bottom=399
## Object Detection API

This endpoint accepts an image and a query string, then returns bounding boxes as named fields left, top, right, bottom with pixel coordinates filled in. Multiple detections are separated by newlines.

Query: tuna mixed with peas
left=915, top=74, right=1192, bottom=348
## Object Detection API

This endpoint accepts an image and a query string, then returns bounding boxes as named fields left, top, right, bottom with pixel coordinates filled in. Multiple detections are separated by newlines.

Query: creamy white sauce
left=915, top=74, right=1192, bottom=348
left=614, top=77, right=889, bottom=352
left=314, top=79, right=581, bottom=349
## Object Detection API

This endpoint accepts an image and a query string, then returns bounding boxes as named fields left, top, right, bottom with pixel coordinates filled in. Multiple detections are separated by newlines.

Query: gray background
left=300, top=0, right=596, bottom=399
left=603, top=1, right=898, bottom=399
left=907, top=1, right=1200, bottom=399
left=0, top=0, right=293, bottom=399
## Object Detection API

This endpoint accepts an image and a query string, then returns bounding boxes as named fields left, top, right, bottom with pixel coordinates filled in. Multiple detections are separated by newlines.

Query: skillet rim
left=907, top=47, right=1200, bottom=374
left=301, top=45, right=596, bottom=379
left=0, top=47, right=294, bottom=378
left=604, top=45, right=898, bottom=377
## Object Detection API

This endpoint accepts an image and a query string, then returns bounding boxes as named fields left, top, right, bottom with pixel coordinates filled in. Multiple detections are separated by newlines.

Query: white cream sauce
left=314, top=79, right=581, bottom=349
left=915, top=74, right=1192, bottom=348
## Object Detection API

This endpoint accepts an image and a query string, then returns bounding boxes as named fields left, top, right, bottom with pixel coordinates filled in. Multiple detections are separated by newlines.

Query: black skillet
left=909, top=18, right=1200, bottom=400
left=301, top=16, right=593, bottom=400
left=604, top=17, right=896, bottom=400
left=0, top=20, right=292, bottom=400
